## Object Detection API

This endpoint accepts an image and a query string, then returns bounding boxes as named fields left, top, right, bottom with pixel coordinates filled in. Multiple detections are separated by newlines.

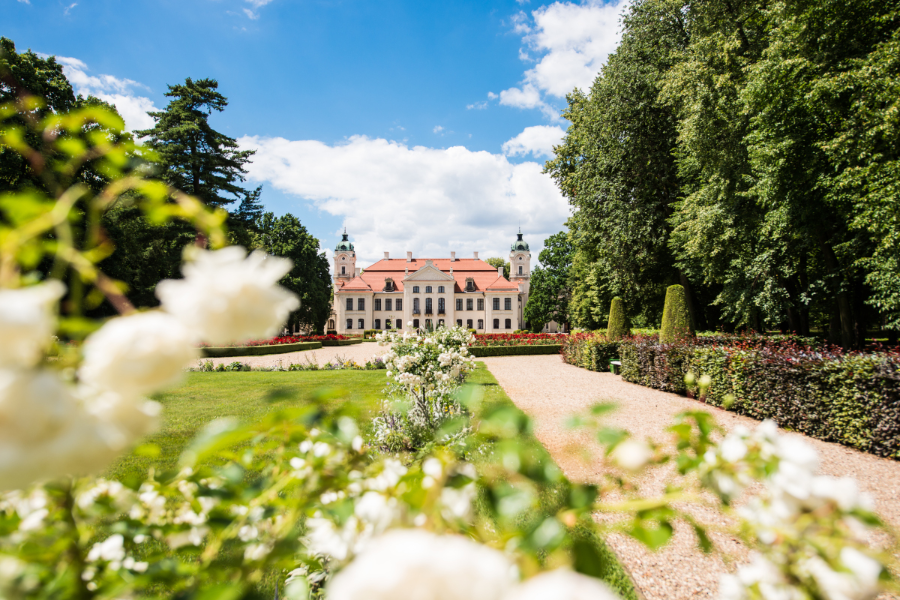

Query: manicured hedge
left=320, top=339, right=363, bottom=347
left=563, top=332, right=900, bottom=460
left=201, top=341, right=321, bottom=358
left=469, top=345, right=562, bottom=357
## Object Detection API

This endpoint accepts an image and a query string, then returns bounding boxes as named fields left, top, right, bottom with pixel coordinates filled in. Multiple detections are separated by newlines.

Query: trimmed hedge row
left=201, top=341, right=322, bottom=358
left=321, top=339, right=363, bottom=347
left=469, top=345, right=563, bottom=357
left=563, top=333, right=900, bottom=459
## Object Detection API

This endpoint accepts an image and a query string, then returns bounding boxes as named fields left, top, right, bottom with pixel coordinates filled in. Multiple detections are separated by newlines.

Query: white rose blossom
left=505, top=570, right=622, bottom=600
left=79, top=311, right=198, bottom=397
left=325, top=530, right=517, bottom=600
left=0, top=281, right=66, bottom=368
left=155, top=246, right=299, bottom=345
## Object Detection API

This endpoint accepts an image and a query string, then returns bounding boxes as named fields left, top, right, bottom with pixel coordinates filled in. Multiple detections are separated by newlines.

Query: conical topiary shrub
left=607, top=296, right=629, bottom=340
left=659, top=284, right=694, bottom=343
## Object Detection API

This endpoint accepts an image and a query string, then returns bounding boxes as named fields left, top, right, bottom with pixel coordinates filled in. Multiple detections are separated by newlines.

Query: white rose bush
left=0, top=82, right=895, bottom=600
left=373, top=325, right=476, bottom=452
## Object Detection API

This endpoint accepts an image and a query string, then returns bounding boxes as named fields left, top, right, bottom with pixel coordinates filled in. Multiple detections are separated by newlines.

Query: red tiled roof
left=338, top=258, right=519, bottom=293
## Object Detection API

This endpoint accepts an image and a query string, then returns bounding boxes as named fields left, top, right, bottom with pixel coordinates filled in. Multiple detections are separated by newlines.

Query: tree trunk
left=820, top=243, right=854, bottom=349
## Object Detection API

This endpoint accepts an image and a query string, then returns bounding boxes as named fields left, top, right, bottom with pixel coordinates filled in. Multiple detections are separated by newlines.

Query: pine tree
left=136, top=78, right=255, bottom=209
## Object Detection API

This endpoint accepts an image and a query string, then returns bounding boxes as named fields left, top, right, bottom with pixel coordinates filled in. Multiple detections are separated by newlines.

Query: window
left=328, top=319, right=334, bottom=329
left=505, top=319, right=511, bottom=329
left=466, top=299, right=473, bottom=311
left=493, top=298, right=500, bottom=310
left=375, top=299, right=382, bottom=311
left=357, top=298, right=365, bottom=311
left=456, top=319, right=462, bottom=327
left=413, top=286, right=420, bottom=293
left=505, top=298, right=512, bottom=311
left=346, top=298, right=352, bottom=311
left=477, top=299, right=484, bottom=311
left=465, top=279, right=474, bottom=292
left=396, top=299, right=403, bottom=310
left=438, top=285, right=445, bottom=293
left=518, top=266, right=523, bottom=275
left=438, top=319, right=444, bottom=327
left=493, top=319, right=499, bottom=329
left=385, top=319, right=392, bottom=330
left=425, top=286, right=432, bottom=293
left=413, top=319, right=420, bottom=328
left=466, top=319, right=473, bottom=328
left=425, top=319, right=432, bottom=329
left=358, top=319, right=365, bottom=329
left=519, top=257, right=523, bottom=261
left=341, top=266, right=345, bottom=274
left=396, top=320, right=402, bottom=329
left=374, top=319, right=381, bottom=329
left=346, top=319, right=352, bottom=329
left=477, top=319, right=484, bottom=329
left=425, top=298, right=433, bottom=314
left=438, top=298, right=445, bottom=314
left=456, top=299, right=463, bottom=311
left=384, top=279, right=394, bottom=292
left=385, top=298, right=392, bottom=311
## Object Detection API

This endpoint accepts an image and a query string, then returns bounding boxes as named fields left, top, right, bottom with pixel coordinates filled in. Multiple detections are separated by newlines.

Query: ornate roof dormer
left=335, top=228, right=355, bottom=252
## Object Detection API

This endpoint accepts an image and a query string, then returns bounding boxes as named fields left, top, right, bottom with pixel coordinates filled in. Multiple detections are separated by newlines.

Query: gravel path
left=195, top=342, right=387, bottom=369
left=480, top=355, right=900, bottom=600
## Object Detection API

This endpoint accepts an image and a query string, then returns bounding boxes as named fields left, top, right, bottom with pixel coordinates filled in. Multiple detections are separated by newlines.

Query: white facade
left=327, top=232, right=532, bottom=335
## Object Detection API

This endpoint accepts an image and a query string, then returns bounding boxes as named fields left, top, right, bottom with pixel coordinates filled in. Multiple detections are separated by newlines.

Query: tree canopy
left=524, top=231, right=574, bottom=332
left=547, top=0, right=900, bottom=346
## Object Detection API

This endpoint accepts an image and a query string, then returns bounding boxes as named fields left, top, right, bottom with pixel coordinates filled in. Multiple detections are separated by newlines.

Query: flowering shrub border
left=563, top=333, right=900, bottom=459
left=200, top=341, right=322, bottom=358
left=470, top=333, right=564, bottom=347
left=198, top=334, right=349, bottom=348
left=469, top=344, right=563, bottom=357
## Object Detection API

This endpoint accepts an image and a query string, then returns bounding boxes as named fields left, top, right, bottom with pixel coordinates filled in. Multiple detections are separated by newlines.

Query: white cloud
left=433, top=125, right=444, bottom=134
left=17, top=0, right=31, bottom=5
left=489, top=0, right=626, bottom=119
left=63, top=2, right=76, bottom=15
left=466, top=100, right=488, bottom=110
left=502, top=125, right=565, bottom=159
left=246, top=0, right=275, bottom=6
left=243, top=8, right=259, bottom=19
left=238, top=135, right=569, bottom=267
left=56, top=57, right=159, bottom=132
left=517, top=0, right=626, bottom=97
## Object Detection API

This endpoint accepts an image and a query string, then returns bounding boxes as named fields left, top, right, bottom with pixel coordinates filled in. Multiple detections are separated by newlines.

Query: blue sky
left=4, top=0, right=625, bottom=267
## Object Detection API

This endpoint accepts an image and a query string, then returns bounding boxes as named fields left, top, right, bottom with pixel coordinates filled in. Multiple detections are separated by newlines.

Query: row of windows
left=411, top=285, right=445, bottom=294
left=347, top=298, right=405, bottom=311
left=345, top=297, right=513, bottom=312
left=346, top=318, right=513, bottom=330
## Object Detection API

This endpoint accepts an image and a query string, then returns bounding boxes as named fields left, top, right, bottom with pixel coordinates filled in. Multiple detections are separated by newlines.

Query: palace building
left=328, top=230, right=532, bottom=334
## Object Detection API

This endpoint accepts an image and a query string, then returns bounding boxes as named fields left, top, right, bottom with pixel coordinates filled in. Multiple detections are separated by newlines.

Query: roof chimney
left=473, top=251, right=479, bottom=260
left=384, top=251, right=389, bottom=259
left=498, top=266, right=503, bottom=277
left=355, top=267, right=361, bottom=277
left=450, top=251, right=456, bottom=262
left=406, top=251, right=412, bottom=262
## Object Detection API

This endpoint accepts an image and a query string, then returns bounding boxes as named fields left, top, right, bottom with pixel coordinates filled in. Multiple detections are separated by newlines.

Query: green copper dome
left=335, top=229, right=354, bottom=252
left=511, top=230, right=529, bottom=252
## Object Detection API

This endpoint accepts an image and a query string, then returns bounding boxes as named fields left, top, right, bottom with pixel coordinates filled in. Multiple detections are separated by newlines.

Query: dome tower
left=334, top=228, right=356, bottom=283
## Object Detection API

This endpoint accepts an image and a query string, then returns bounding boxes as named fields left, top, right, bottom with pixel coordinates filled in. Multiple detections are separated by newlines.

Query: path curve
left=480, top=355, right=900, bottom=600
left=195, top=342, right=387, bottom=369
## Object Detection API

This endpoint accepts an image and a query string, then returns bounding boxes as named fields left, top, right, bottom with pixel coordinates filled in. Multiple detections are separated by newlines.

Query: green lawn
left=107, top=370, right=385, bottom=481
left=107, top=365, right=638, bottom=600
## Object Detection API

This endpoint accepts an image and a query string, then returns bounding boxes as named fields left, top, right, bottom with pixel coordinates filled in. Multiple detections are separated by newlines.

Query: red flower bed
left=470, top=333, right=565, bottom=347
left=199, top=334, right=348, bottom=348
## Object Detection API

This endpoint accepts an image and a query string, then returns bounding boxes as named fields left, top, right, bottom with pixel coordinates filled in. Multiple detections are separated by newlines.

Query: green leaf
left=627, top=519, right=673, bottom=550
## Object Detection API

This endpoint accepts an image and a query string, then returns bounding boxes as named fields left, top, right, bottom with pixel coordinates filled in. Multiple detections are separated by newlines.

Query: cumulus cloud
left=56, top=57, right=159, bottom=131
left=502, top=125, right=565, bottom=159
left=238, top=135, right=569, bottom=266
left=487, top=0, right=626, bottom=118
